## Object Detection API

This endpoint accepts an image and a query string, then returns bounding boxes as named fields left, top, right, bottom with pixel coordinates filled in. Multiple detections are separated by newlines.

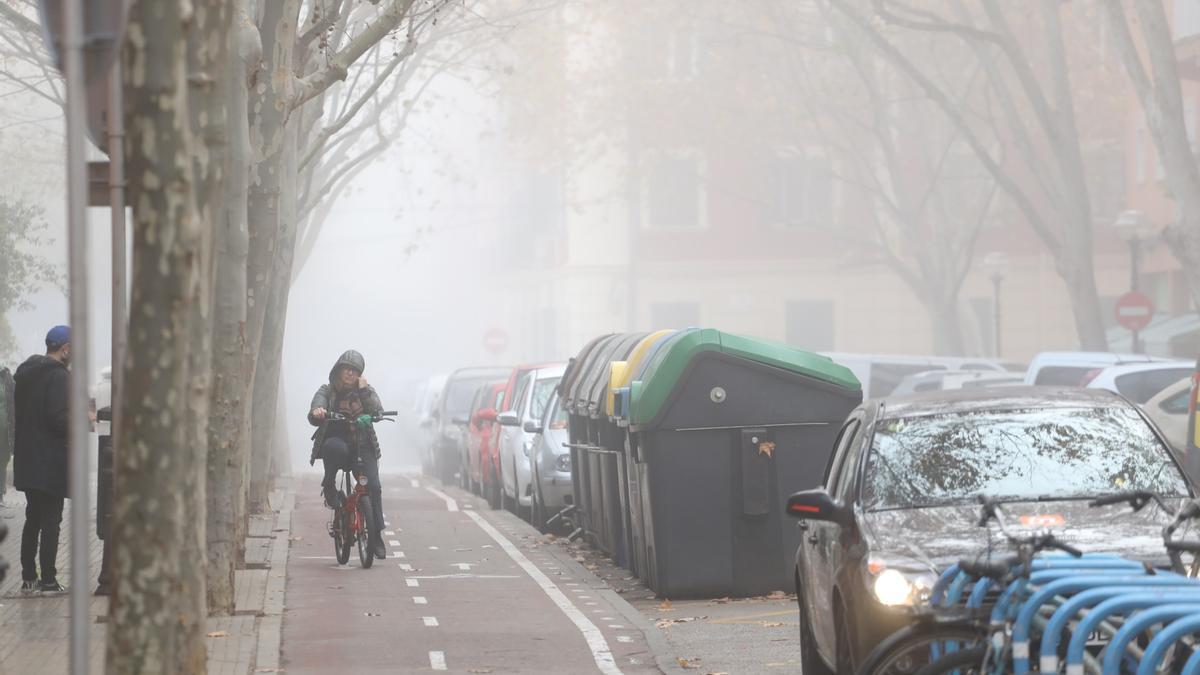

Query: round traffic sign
left=483, top=328, right=509, bottom=355
left=1115, top=291, right=1155, bottom=331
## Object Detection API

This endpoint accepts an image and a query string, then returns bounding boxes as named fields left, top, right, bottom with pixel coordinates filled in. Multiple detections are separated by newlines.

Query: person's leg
left=320, top=437, right=350, bottom=507
left=38, top=493, right=64, bottom=586
left=361, top=451, right=385, bottom=557
left=20, top=491, right=43, bottom=583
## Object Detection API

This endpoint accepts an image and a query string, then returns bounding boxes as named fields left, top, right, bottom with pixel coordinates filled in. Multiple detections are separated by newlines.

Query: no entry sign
left=483, top=328, right=509, bottom=355
left=1115, top=291, right=1155, bottom=332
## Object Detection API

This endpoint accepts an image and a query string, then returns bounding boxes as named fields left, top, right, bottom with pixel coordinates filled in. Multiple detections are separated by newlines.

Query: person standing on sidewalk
left=0, top=366, right=14, bottom=506
left=13, top=325, right=71, bottom=594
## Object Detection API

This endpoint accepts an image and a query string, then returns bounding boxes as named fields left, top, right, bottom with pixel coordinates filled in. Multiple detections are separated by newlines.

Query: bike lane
left=281, top=473, right=666, bottom=673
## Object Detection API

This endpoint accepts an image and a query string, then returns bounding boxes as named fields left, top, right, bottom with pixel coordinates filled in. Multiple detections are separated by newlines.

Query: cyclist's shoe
left=38, top=580, right=66, bottom=594
left=19, top=579, right=37, bottom=595
left=372, top=538, right=387, bottom=560
left=323, top=485, right=341, bottom=509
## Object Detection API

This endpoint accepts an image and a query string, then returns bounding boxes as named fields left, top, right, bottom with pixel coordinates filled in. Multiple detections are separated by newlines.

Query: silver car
left=529, top=390, right=571, bottom=530
left=497, top=363, right=565, bottom=520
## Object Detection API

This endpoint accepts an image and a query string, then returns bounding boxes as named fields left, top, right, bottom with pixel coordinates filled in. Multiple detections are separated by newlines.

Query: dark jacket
left=308, top=350, right=383, bottom=463
left=13, top=355, right=69, bottom=498
left=0, top=367, right=14, bottom=464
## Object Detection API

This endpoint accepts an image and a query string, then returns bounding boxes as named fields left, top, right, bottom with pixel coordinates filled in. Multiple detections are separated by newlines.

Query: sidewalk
left=0, top=479, right=295, bottom=674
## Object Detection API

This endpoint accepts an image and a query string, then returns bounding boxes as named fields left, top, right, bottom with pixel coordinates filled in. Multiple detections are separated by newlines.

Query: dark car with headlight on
left=785, top=387, right=1193, bottom=675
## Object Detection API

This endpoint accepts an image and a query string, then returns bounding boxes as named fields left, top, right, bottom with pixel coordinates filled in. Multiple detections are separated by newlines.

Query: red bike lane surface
left=281, top=473, right=662, bottom=674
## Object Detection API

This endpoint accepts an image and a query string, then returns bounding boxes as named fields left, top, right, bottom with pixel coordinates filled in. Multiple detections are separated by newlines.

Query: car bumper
left=537, top=472, right=573, bottom=508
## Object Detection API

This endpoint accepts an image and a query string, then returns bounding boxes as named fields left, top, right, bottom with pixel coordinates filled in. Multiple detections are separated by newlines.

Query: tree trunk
left=206, top=0, right=261, bottom=615
left=250, top=121, right=300, bottom=509
left=245, top=0, right=302, bottom=513
left=108, top=0, right=206, bottom=670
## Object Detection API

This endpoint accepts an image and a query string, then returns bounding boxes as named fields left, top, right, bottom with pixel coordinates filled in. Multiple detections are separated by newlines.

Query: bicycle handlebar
left=1088, top=490, right=1167, bottom=512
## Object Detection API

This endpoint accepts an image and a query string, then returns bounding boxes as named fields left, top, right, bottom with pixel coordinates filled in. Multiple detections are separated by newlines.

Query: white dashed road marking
left=424, top=485, right=460, bottom=512
left=414, top=596, right=428, bottom=605
left=423, top=616, right=439, bottom=627
left=454, top=563, right=472, bottom=571
left=429, top=651, right=446, bottom=670
left=399, top=563, right=414, bottom=571
left=406, top=578, right=420, bottom=587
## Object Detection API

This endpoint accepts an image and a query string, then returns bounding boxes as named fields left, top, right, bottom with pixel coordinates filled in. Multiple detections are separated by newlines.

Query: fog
left=3, top=0, right=1197, bottom=472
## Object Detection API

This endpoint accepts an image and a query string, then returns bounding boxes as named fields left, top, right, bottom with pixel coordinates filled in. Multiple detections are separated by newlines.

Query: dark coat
left=308, top=351, right=383, bottom=463
left=13, top=355, right=69, bottom=498
left=0, top=367, right=14, bottom=464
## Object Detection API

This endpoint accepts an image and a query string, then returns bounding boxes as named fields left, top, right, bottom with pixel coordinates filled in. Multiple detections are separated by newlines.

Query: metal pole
left=992, top=275, right=1003, bottom=358
left=1131, top=238, right=1141, bottom=354
left=105, top=59, right=126, bottom=601
left=63, top=0, right=92, bottom=669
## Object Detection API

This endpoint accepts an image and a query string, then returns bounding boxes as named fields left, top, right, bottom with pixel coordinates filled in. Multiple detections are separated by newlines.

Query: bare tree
left=1103, top=0, right=1200, bottom=307
left=824, top=0, right=1112, bottom=350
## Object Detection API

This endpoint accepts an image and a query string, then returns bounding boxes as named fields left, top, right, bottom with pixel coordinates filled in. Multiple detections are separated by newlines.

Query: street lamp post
left=982, top=252, right=1009, bottom=359
left=1112, top=210, right=1161, bottom=354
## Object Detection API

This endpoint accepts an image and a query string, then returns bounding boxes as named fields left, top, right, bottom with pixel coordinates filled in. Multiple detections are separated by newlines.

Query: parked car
left=1023, top=351, right=1160, bottom=387
left=464, top=380, right=507, bottom=495
left=786, top=387, right=1191, bottom=674
left=528, top=389, right=571, bottom=531
left=891, top=369, right=1023, bottom=395
left=1084, top=360, right=1194, bottom=404
left=482, top=363, right=558, bottom=510
left=497, top=363, right=565, bottom=519
left=822, top=353, right=1014, bottom=399
left=414, top=374, right=447, bottom=476
left=430, top=367, right=510, bottom=485
left=1143, top=376, right=1191, bottom=453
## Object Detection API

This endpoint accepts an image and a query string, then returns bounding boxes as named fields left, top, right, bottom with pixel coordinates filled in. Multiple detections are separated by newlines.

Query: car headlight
left=869, top=562, right=936, bottom=607
left=556, top=454, right=571, bottom=472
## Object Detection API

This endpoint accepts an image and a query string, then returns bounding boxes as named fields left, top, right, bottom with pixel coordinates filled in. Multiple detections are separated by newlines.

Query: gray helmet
left=329, top=350, right=365, bottom=382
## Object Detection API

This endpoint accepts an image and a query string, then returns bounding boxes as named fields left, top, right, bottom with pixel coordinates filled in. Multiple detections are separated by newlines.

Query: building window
left=1177, top=0, right=1200, bottom=40
left=650, top=302, right=700, bottom=329
left=768, top=152, right=834, bottom=228
left=785, top=300, right=834, bottom=351
left=642, top=152, right=705, bottom=230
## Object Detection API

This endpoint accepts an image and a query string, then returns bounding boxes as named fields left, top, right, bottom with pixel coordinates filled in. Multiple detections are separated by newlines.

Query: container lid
left=584, top=332, right=648, bottom=417
left=607, top=329, right=676, bottom=417
left=629, top=329, right=861, bottom=427
left=564, top=334, right=619, bottom=412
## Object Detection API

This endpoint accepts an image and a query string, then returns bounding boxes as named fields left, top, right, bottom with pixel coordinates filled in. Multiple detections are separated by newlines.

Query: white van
left=821, top=353, right=1017, bottom=399
left=1023, top=352, right=1162, bottom=387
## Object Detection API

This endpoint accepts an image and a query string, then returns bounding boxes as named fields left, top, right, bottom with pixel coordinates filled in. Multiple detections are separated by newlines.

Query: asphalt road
left=281, top=472, right=667, bottom=674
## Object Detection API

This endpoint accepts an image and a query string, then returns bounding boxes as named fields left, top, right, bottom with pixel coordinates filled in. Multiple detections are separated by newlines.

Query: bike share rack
left=925, top=552, right=1200, bottom=674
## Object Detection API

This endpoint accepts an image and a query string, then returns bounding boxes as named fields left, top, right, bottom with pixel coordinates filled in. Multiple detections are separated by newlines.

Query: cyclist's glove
left=355, top=413, right=374, bottom=430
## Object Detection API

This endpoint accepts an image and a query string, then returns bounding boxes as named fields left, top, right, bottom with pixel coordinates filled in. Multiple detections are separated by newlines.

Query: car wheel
left=515, top=459, right=532, bottom=521
left=796, top=578, right=833, bottom=675
left=531, top=484, right=545, bottom=531
left=835, top=603, right=854, bottom=675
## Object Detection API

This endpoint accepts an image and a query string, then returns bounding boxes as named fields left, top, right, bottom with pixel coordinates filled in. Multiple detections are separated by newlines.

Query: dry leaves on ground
left=708, top=597, right=731, bottom=605
left=765, top=590, right=790, bottom=600
left=677, top=657, right=702, bottom=670
left=655, top=616, right=707, bottom=629
left=206, top=631, right=227, bottom=638
left=658, top=599, right=674, bottom=612
left=760, top=622, right=785, bottom=627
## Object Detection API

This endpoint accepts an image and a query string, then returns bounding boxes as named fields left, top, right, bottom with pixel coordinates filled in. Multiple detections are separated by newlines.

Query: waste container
left=619, top=328, right=861, bottom=598
left=561, top=334, right=614, bottom=547
left=564, top=333, right=645, bottom=562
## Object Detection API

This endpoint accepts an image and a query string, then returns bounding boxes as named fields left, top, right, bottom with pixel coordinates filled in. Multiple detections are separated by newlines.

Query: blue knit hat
left=45, top=325, right=70, bottom=350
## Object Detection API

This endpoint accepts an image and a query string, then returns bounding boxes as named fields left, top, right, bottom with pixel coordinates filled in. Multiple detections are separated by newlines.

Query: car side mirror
left=497, top=411, right=519, bottom=427
left=472, top=408, right=497, bottom=430
left=785, top=489, right=849, bottom=526
left=523, top=420, right=542, bottom=434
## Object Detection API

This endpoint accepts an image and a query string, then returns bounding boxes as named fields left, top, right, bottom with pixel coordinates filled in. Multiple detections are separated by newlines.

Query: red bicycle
left=323, top=410, right=395, bottom=568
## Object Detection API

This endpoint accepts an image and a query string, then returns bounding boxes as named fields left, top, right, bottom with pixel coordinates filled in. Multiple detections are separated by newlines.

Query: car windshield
left=863, top=406, right=1189, bottom=511
left=446, top=378, right=495, bottom=416
left=530, top=376, right=561, bottom=420
left=548, top=394, right=568, bottom=429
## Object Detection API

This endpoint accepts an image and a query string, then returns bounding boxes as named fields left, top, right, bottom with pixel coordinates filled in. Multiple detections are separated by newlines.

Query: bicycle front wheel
left=857, top=623, right=984, bottom=675
left=357, top=495, right=375, bottom=569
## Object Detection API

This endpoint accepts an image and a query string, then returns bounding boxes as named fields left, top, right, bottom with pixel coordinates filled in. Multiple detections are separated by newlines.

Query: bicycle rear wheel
left=857, top=624, right=983, bottom=675
left=357, top=495, right=375, bottom=569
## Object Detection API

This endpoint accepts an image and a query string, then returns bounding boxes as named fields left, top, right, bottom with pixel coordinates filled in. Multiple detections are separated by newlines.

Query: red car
left=482, top=363, right=558, bottom=509
left=465, top=381, right=506, bottom=496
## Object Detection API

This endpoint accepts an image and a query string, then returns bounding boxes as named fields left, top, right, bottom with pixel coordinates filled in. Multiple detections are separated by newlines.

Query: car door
left=804, top=415, right=862, bottom=657
left=501, top=372, right=533, bottom=496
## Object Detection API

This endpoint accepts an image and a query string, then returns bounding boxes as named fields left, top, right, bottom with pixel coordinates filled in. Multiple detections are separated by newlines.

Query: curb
left=254, top=477, right=294, bottom=672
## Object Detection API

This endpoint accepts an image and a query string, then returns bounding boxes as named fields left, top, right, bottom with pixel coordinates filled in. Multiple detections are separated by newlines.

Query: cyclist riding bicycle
left=308, top=350, right=387, bottom=559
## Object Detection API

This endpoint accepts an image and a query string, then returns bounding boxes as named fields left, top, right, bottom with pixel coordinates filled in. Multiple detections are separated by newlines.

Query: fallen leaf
left=655, top=616, right=707, bottom=628
left=658, top=599, right=674, bottom=612
left=760, top=622, right=785, bottom=627
left=364, top=612, right=381, bottom=617
left=467, top=669, right=493, bottom=674
left=206, top=631, right=227, bottom=638
left=766, top=590, right=788, bottom=600
left=677, top=657, right=702, bottom=670
left=758, top=441, right=776, bottom=458
left=253, top=669, right=285, bottom=673
left=708, top=597, right=731, bottom=605
left=289, top=536, right=303, bottom=542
